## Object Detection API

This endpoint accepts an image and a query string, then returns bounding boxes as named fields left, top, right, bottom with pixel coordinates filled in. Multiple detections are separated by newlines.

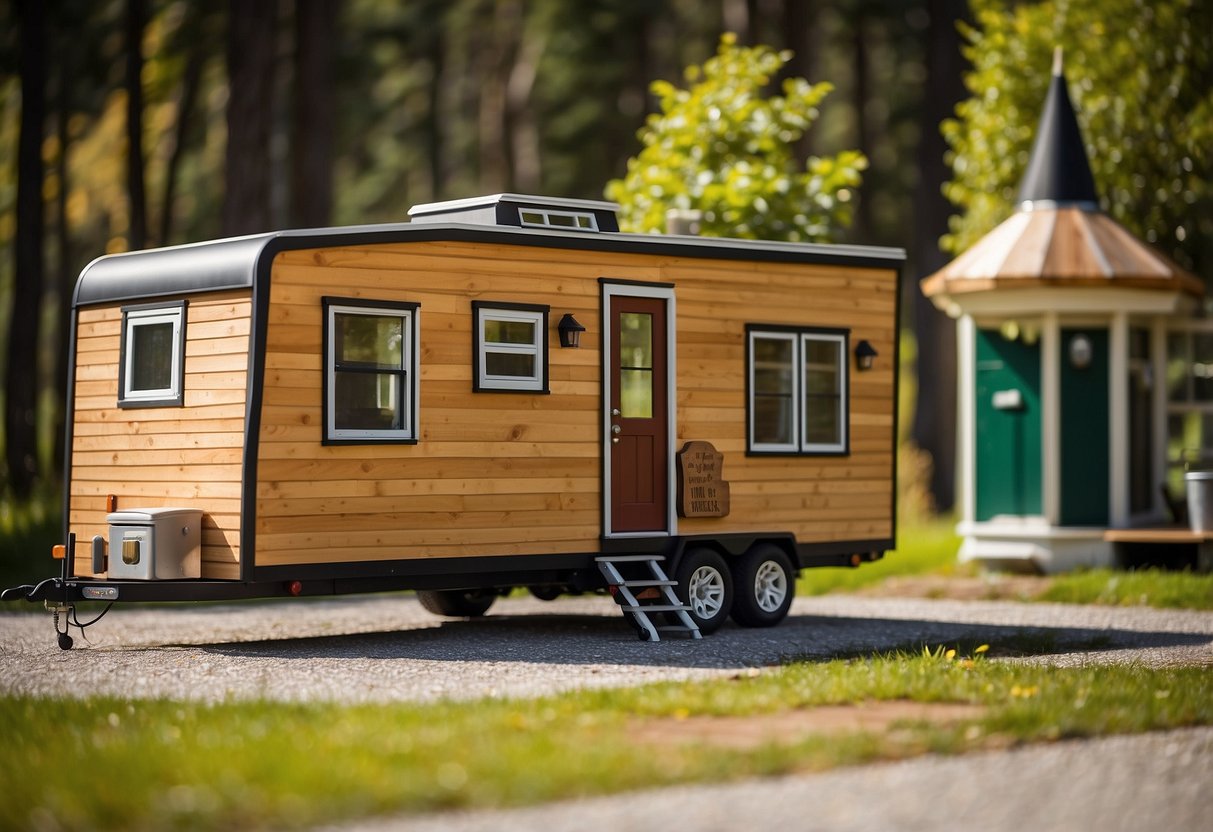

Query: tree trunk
left=781, top=0, right=819, bottom=163
left=125, top=0, right=148, bottom=250
left=850, top=6, right=873, bottom=241
left=505, top=22, right=545, bottom=194
left=5, top=0, right=47, bottom=497
left=291, top=0, right=338, bottom=228
left=52, top=40, right=73, bottom=476
left=159, top=6, right=207, bottom=247
left=910, top=0, right=969, bottom=513
left=222, top=1, right=277, bottom=237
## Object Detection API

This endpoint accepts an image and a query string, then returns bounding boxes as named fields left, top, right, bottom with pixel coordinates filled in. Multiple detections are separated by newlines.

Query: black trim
left=256, top=551, right=599, bottom=582
left=890, top=264, right=903, bottom=555
left=471, top=300, right=551, bottom=394
left=744, top=323, right=851, bottom=457
left=61, top=309, right=79, bottom=577
left=75, top=225, right=904, bottom=310
left=598, top=277, right=676, bottom=289
left=321, top=296, right=420, bottom=445
left=116, top=300, right=187, bottom=408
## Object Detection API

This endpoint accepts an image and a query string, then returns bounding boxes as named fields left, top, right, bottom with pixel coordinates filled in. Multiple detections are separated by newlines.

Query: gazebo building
left=923, top=53, right=1209, bottom=572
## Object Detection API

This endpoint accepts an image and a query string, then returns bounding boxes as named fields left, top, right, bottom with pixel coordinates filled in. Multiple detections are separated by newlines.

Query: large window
left=473, top=301, right=548, bottom=393
left=323, top=298, right=419, bottom=443
left=1165, top=323, right=1213, bottom=491
left=747, top=326, right=848, bottom=454
left=119, top=301, right=186, bottom=407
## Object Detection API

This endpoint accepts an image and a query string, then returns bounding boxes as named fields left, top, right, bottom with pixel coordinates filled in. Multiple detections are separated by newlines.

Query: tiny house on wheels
left=5, top=194, right=903, bottom=647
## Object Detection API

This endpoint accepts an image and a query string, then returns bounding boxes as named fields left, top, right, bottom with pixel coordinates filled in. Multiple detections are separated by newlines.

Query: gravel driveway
left=4, top=592, right=1211, bottom=832
left=1, top=593, right=1210, bottom=703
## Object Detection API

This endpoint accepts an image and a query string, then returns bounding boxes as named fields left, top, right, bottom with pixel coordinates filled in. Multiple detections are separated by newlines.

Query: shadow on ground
left=192, top=608, right=1210, bottom=669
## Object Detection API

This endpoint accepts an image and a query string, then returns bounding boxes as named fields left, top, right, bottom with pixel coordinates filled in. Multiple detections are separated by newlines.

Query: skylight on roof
left=518, top=208, right=598, bottom=231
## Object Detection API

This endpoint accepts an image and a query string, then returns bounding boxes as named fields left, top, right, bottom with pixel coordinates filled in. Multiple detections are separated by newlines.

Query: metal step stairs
left=596, top=555, right=701, bottom=641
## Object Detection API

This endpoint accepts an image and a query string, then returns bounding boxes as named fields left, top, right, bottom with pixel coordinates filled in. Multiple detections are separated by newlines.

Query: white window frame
left=473, top=302, right=548, bottom=393
left=517, top=208, right=598, bottom=231
left=747, top=327, right=849, bottom=455
left=119, top=301, right=186, bottom=407
left=324, top=298, right=419, bottom=444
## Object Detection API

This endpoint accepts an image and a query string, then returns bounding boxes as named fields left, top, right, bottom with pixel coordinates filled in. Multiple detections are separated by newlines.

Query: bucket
left=1185, top=471, right=1213, bottom=533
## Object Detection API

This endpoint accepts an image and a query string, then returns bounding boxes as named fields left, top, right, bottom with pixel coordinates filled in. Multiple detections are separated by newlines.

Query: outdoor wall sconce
left=1069, top=334, right=1092, bottom=369
left=854, top=339, right=878, bottom=371
left=557, top=313, right=585, bottom=348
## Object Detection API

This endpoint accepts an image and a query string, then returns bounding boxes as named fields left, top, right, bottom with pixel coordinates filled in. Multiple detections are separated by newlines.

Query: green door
left=1059, top=329, right=1109, bottom=526
left=975, top=329, right=1042, bottom=520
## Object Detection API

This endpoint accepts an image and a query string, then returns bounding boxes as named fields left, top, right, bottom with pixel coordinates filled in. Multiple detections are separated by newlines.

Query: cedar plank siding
left=68, top=291, right=252, bottom=578
left=255, top=241, right=895, bottom=567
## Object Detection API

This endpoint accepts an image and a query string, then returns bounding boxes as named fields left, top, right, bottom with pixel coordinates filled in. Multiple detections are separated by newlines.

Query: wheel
left=416, top=589, right=497, bottom=617
left=528, top=585, right=562, bottom=601
left=729, top=544, right=796, bottom=627
left=671, top=548, right=733, bottom=634
left=57, top=632, right=74, bottom=651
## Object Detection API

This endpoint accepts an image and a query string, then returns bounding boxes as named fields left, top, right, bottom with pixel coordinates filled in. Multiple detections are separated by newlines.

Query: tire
left=416, top=589, right=497, bottom=617
left=528, top=585, right=562, bottom=601
left=671, top=548, right=733, bottom=634
left=729, top=544, right=796, bottom=627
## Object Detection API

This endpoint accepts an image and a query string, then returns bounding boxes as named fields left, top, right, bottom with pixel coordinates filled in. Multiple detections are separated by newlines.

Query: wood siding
left=256, top=241, right=895, bottom=567
left=68, top=291, right=252, bottom=578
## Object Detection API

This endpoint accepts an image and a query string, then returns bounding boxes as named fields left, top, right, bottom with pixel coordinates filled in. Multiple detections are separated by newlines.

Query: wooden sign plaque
left=677, top=440, right=731, bottom=518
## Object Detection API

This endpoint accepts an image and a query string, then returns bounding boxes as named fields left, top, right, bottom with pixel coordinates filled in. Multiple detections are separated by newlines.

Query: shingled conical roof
left=923, top=49, right=1202, bottom=300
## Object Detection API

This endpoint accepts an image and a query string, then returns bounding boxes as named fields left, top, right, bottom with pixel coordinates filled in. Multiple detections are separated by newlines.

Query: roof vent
left=408, top=193, right=620, bottom=232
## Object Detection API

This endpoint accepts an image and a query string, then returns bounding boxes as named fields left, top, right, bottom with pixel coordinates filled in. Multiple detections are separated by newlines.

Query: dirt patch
left=857, top=575, right=1050, bottom=602
left=631, top=701, right=986, bottom=750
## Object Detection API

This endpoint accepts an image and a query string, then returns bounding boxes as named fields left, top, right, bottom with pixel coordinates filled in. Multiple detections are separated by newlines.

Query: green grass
left=1040, top=568, right=1213, bottom=610
left=797, top=520, right=965, bottom=595
left=2, top=644, right=1209, bottom=832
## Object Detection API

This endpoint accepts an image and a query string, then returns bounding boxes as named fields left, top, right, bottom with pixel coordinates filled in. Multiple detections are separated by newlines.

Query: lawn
left=2, top=643, right=1208, bottom=832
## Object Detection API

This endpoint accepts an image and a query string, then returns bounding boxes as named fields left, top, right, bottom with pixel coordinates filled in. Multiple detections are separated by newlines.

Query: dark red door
left=609, top=295, right=668, bottom=532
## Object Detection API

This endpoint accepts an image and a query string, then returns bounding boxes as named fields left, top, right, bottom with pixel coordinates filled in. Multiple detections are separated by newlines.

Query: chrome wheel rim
left=687, top=565, right=726, bottom=620
left=754, top=560, right=788, bottom=612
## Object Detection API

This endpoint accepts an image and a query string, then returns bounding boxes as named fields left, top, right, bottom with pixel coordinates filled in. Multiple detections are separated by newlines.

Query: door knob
left=611, top=424, right=622, bottom=435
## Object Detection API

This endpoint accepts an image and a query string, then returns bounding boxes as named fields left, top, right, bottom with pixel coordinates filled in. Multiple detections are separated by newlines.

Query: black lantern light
left=854, top=339, right=878, bottom=371
left=557, top=313, right=585, bottom=348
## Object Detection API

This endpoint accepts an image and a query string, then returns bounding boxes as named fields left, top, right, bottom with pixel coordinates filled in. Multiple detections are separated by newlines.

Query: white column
left=1150, top=317, right=1169, bottom=517
left=1109, top=312, right=1130, bottom=527
left=1042, top=312, right=1060, bottom=526
left=958, top=314, right=976, bottom=527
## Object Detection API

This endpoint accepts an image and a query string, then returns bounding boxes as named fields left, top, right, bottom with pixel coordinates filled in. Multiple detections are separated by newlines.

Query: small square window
left=473, top=302, right=549, bottom=393
left=324, top=298, right=419, bottom=443
left=119, top=301, right=186, bottom=407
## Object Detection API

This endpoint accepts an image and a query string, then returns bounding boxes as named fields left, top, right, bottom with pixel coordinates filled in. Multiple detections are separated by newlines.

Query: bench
left=1103, top=528, right=1213, bottom=572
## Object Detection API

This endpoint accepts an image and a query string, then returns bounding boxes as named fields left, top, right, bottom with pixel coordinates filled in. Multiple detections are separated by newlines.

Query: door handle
left=611, top=424, right=622, bottom=435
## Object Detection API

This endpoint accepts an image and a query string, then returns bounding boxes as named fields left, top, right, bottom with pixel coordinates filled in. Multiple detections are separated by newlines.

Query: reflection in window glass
left=486, top=352, right=535, bottom=377
left=804, top=338, right=842, bottom=445
left=337, top=314, right=402, bottom=367
left=130, top=322, right=174, bottom=391
left=484, top=319, right=536, bottom=346
left=752, top=335, right=795, bottom=446
left=326, top=302, right=415, bottom=441
left=619, top=312, right=654, bottom=418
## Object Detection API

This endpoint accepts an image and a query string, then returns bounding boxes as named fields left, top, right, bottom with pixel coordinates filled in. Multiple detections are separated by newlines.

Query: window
left=518, top=208, right=598, bottom=231
left=747, top=326, right=848, bottom=454
left=1165, top=322, right=1213, bottom=492
left=119, top=301, right=186, bottom=407
left=473, top=302, right=549, bottom=393
left=323, top=298, right=419, bottom=443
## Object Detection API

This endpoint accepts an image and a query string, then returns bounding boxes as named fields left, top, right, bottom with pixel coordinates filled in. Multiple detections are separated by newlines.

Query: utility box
left=106, top=508, right=202, bottom=580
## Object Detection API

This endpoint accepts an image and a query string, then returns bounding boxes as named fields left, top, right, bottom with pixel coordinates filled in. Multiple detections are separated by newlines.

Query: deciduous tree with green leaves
left=942, top=0, right=1213, bottom=282
left=606, top=33, right=867, bottom=242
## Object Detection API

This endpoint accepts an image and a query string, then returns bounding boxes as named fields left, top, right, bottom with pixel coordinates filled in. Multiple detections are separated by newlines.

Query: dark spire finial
left=1016, top=49, right=1099, bottom=209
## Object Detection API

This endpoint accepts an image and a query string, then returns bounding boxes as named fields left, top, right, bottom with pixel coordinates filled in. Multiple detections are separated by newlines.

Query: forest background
left=1, top=0, right=1210, bottom=540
